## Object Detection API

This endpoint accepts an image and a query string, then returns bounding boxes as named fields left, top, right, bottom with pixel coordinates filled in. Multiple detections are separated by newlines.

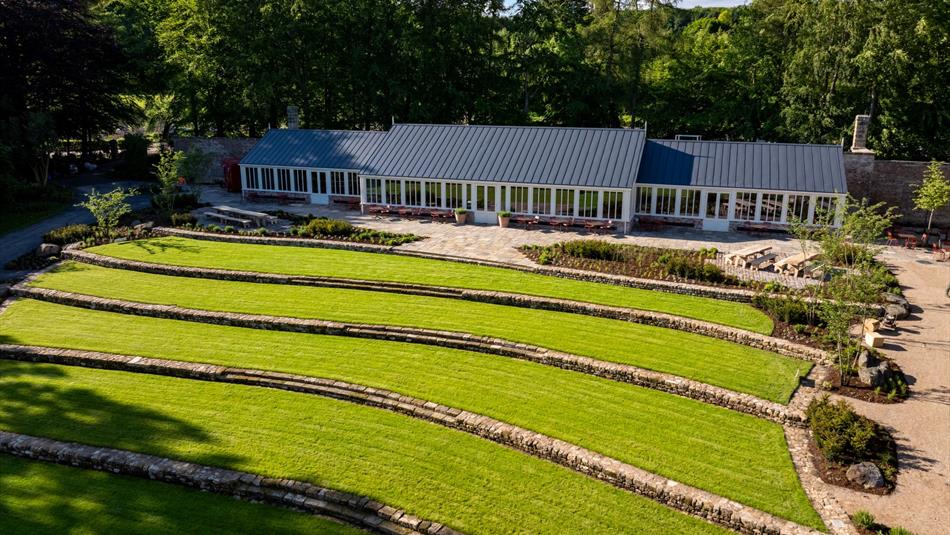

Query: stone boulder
left=133, top=221, right=154, bottom=231
left=35, top=243, right=61, bottom=257
left=882, top=292, right=910, bottom=308
left=856, top=349, right=878, bottom=369
left=883, top=303, right=909, bottom=320
left=846, top=462, right=885, bottom=489
left=859, top=362, right=893, bottom=387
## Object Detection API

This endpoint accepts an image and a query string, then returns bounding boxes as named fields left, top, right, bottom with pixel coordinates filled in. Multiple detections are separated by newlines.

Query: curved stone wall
left=10, top=285, right=803, bottom=424
left=64, top=249, right=826, bottom=364
left=0, top=345, right=820, bottom=535
left=0, top=430, right=455, bottom=535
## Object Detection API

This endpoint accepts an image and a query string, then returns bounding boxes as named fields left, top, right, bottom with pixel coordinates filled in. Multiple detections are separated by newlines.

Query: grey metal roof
left=240, top=129, right=387, bottom=170
left=363, top=124, right=646, bottom=189
left=637, top=139, right=847, bottom=194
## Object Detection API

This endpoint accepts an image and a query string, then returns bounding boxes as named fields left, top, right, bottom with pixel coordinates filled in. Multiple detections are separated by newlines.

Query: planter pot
left=498, top=215, right=510, bottom=228
left=455, top=212, right=468, bottom=224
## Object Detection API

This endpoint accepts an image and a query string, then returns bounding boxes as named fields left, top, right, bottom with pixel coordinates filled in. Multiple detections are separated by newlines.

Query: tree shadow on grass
left=126, top=237, right=202, bottom=256
left=0, top=361, right=243, bottom=469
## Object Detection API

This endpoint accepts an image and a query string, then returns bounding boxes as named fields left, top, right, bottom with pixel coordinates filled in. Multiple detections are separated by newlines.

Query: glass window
left=555, top=189, right=574, bottom=216
left=365, top=179, right=382, bottom=203
left=425, top=181, right=442, bottom=207
left=510, top=186, right=528, bottom=213
left=277, top=169, right=291, bottom=191
left=734, top=192, right=757, bottom=220
left=706, top=192, right=729, bottom=219
left=261, top=168, right=275, bottom=190
left=445, top=183, right=463, bottom=208
left=499, top=186, right=506, bottom=212
left=601, top=191, right=623, bottom=220
left=293, top=170, right=307, bottom=192
left=476, top=185, right=496, bottom=211
left=405, top=180, right=422, bottom=206
left=655, top=188, right=676, bottom=215
left=347, top=172, right=360, bottom=196
left=310, top=171, right=327, bottom=194
left=759, top=193, right=783, bottom=222
left=246, top=167, right=260, bottom=189
left=815, top=196, right=838, bottom=223
left=635, top=187, right=652, bottom=214
left=787, top=195, right=811, bottom=223
left=578, top=190, right=598, bottom=218
left=385, top=180, right=402, bottom=205
left=679, top=189, right=701, bottom=217
left=532, top=188, right=551, bottom=215
left=465, top=183, right=473, bottom=209
left=330, top=171, right=345, bottom=195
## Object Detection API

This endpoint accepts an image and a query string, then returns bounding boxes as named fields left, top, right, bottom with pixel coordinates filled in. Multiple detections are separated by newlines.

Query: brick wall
left=845, top=154, right=950, bottom=229
left=170, top=136, right=260, bottom=182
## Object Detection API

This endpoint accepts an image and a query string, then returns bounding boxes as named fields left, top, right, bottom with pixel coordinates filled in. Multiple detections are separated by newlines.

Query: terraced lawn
left=30, top=262, right=808, bottom=403
left=0, top=299, right=823, bottom=528
left=0, top=359, right=730, bottom=535
left=89, top=236, right=773, bottom=334
left=0, top=454, right=359, bottom=534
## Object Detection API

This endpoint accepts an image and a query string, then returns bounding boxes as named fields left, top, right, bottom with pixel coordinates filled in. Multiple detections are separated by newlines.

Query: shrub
left=454, top=208, right=468, bottom=215
left=498, top=210, right=511, bottom=217
left=303, top=218, right=355, bottom=237
left=889, top=528, right=913, bottom=535
left=851, top=510, right=875, bottom=529
left=121, top=133, right=150, bottom=179
left=170, top=212, right=197, bottom=227
left=752, top=294, right=820, bottom=326
left=43, top=224, right=93, bottom=245
left=537, top=250, right=556, bottom=265
left=806, top=395, right=879, bottom=464
left=559, top=240, right=625, bottom=262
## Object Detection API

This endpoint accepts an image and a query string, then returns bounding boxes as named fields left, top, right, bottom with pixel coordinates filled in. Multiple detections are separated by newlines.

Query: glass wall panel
left=365, top=179, right=382, bottom=203
left=330, top=172, right=345, bottom=195
left=405, top=181, right=422, bottom=206
left=635, top=187, right=652, bottom=214
left=787, top=195, right=811, bottom=223
left=445, top=183, right=463, bottom=208
left=601, top=191, right=623, bottom=219
left=532, top=188, right=551, bottom=215
left=554, top=189, right=574, bottom=216
left=425, top=181, right=442, bottom=207
left=385, top=180, right=402, bottom=204
left=347, top=172, right=360, bottom=196
left=759, top=193, right=783, bottom=222
left=277, top=169, right=291, bottom=191
left=293, top=170, right=307, bottom=192
left=578, top=190, right=598, bottom=218
left=655, top=188, right=676, bottom=215
left=734, top=192, right=757, bottom=220
left=262, top=168, right=275, bottom=190
left=679, top=189, right=701, bottom=217
left=510, top=186, right=528, bottom=213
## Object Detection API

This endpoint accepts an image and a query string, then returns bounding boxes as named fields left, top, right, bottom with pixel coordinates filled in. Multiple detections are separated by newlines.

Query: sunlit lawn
left=0, top=299, right=822, bottom=528
left=89, top=236, right=774, bottom=334
left=30, top=262, right=808, bottom=403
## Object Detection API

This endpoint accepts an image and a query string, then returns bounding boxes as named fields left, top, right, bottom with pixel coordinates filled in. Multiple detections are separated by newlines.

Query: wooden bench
left=736, top=223, right=787, bottom=234
left=747, top=253, right=778, bottom=271
left=206, top=212, right=252, bottom=228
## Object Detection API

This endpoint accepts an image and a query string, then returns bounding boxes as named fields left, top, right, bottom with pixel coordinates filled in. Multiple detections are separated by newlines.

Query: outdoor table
left=897, top=233, right=917, bottom=248
left=729, top=245, right=772, bottom=267
left=213, top=205, right=277, bottom=226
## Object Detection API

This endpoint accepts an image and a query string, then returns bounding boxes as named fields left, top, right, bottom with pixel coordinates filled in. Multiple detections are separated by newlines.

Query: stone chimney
left=850, top=114, right=873, bottom=153
left=287, top=106, right=299, bottom=129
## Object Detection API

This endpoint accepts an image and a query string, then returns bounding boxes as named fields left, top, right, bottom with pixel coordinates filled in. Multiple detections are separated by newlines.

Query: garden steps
left=64, top=247, right=827, bottom=363
left=0, top=344, right=822, bottom=535
left=0, top=429, right=457, bottom=535
left=7, top=284, right=805, bottom=425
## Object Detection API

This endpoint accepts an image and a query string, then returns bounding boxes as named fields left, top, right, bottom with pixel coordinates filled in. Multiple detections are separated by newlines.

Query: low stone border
left=64, top=248, right=828, bottom=364
left=10, top=286, right=804, bottom=425
left=152, top=227, right=758, bottom=302
left=0, top=345, right=818, bottom=535
left=0, top=430, right=457, bottom=535
left=784, top=426, right=860, bottom=535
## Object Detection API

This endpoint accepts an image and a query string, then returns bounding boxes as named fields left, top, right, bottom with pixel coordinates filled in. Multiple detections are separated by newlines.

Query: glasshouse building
left=239, top=123, right=846, bottom=233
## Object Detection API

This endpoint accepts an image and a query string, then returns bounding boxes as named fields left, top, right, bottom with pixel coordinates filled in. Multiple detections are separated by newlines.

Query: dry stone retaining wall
left=65, top=248, right=827, bottom=364
left=10, top=286, right=803, bottom=425
left=0, top=345, right=819, bottom=535
left=0, top=430, right=454, bottom=535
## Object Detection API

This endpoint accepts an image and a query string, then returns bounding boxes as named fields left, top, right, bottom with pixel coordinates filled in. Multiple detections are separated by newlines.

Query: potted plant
left=454, top=207, right=469, bottom=224
left=497, top=210, right=511, bottom=228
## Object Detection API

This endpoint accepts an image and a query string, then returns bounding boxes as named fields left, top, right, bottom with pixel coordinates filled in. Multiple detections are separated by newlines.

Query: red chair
left=886, top=230, right=899, bottom=246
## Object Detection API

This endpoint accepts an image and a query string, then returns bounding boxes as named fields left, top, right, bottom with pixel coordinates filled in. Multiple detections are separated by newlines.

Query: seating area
left=726, top=246, right=822, bottom=279
left=204, top=206, right=278, bottom=228
left=245, top=191, right=309, bottom=205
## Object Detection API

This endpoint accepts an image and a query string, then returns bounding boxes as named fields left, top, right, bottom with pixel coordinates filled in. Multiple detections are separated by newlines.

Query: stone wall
left=0, top=345, right=819, bottom=535
left=845, top=153, right=950, bottom=228
left=169, top=136, right=260, bottom=182
left=0, top=430, right=452, bottom=535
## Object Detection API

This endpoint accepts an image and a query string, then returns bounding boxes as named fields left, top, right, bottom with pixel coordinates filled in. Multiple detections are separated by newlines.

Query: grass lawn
left=89, top=236, right=773, bottom=334
left=0, top=359, right=729, bottom=535
left=31, top=262, right=807, bottom=403
left=0, top=454, right=360, bottom=535
left=0, top=299, right=823, bottom=528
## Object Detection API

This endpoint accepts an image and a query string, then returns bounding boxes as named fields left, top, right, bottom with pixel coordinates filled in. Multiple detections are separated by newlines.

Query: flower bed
left=177, top=213, right=421, bottom=247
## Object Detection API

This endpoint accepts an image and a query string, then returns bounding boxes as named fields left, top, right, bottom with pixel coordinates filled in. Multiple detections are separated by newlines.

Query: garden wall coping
left=0, top=344, right=820, bottom=535
left=10, top=286, right=805, bottom=425
left=64, top=248, right=828, bottom=364
left=0, top=429, right=457, bottom=535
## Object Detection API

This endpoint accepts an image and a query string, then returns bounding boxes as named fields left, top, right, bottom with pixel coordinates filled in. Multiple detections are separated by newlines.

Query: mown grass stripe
left=88, top=236, right=773, bottom=334
left=0, top=299, right=823, bottom=529
left=0, top=358, right=730, bottom=535
left=28, top=262, right=806, bottom=403
left=0, top=453, right=363, bottom=535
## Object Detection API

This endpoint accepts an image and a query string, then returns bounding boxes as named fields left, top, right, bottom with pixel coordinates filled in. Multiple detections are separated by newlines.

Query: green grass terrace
left=0, top=454, right=360, bottom=535
left=0, top=358, right=731, bottom=535
left=88, top=236, right=774, bottom=334
left=0, top=299, right=823, bottom=528
left=29, top=261, right=807, bottom=403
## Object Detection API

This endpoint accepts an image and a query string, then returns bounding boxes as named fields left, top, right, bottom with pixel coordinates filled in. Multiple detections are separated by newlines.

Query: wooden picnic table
left=727, top=245, right=772, bottom=267
left=774, top=252, right=819, bottom=276
left=213, top=206, right=277, bottom=226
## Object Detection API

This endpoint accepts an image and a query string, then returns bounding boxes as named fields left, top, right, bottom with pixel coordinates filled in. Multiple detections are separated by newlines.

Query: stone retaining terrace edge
left=0, top=344, right=821, bottom=535
left=8, top=286, right=805, bottom=425
left=0, top=430, right=457, bottom=535
left=64, top=248, right=828, bottom=364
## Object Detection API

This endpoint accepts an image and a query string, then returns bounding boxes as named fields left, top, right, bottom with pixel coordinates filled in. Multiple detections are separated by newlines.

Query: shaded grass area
left=0, top=299, right=823, bottom=529
left=0, top=202, right=71, bottom=237
left=89, top=236, right=773, bottom=334
left=31, top=262, right=808, bottom=403
left=0, top=358, right=728, bottom=535
left=0, top=453, right=359, bottom=535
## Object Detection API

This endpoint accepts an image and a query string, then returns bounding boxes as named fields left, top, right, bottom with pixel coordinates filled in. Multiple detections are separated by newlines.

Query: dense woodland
left=1, top=0, right=948, bottom=195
